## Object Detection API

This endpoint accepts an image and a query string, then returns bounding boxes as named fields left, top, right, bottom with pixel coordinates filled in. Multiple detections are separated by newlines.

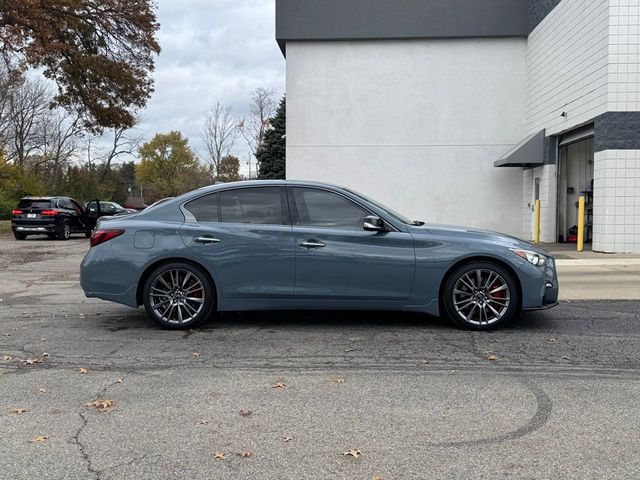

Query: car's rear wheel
left=143, top=262, right=215, bottom=329
left=56, top=221, right=71, bottom=240
left=442, top=261, right=519, bottom=330
left=13, top=232, right=27, bottom=240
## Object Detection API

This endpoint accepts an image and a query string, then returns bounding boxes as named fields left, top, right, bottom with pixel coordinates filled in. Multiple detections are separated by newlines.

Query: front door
left=288, top=187, right=415, bottom=300
left=181, top=186, right=295, bottom=299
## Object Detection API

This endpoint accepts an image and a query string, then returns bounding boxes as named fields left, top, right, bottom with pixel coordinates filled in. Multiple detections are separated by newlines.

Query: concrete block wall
left=608, top=0, right=640, bottom=112
left=593, top=149, right=640, bottom=253
left=525, top=0, right=610, bottom=137
left=522, top=165, right=557, bottom=242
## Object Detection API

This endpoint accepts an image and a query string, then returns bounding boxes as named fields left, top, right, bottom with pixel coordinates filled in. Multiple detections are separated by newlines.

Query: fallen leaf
left=486, top=355, right=498, bottom=361
left=115, top=378, right=123, bottom=384
left=79, top=368, right=88, bottom=374
left=191, top=352, right=200, bottom=358
left=343, top=449, right=362, bottom=459
left=197, top=420, right=209, bottom=425
left=213, top=452, right=226, bottom=460
left=272, top=382, right=287, bottom=389
left=237, top=451, right=252, bottom=458
left=12, top=408, right=28, bottom=414
left=3, top=333, right=10, bottom=337
left=79, top=313, right=86, bottom=317
left=41, top=352, right=50, bottom=357
left=333, top=378, right=345, bottom=384
left=549, top=338, right=557, bottom=343
left=23, top=357, right=42, bottom=365
left=283, top=436, right=293, bottom=443
left=38, top=388, right=48, bottom=394
left=239, top=409, right=253, bottom=417
left=31, top=435, right=47, bottom=443
left=85, top=399, right=114, bottom=413
left=40, top=338, right=46, bottom=342
left=560, top=355, right=570, bottom=360
left=422, top=359, right=430, bottom=364
left=344, top=348, right=356, bottom=353
left=1, top=355, right=12, bottom=361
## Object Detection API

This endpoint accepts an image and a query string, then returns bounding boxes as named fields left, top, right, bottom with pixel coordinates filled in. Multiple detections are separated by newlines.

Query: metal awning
left=494, top=130, right=545, bottom=167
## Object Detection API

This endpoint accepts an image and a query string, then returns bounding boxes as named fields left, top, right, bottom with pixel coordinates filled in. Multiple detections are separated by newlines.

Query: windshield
left=343, top=188, right=415, bottom=225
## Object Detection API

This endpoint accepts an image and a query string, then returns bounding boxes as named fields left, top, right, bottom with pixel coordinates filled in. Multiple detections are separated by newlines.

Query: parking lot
left=1, top=236, right=640, bottom=479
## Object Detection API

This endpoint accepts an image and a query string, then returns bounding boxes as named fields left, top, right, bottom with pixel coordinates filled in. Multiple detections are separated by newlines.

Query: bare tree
left=4, top=77, right=51, bottom=170
left=202, top=102, right=238, bottom=179
left=36, top=109, right=83, bottom=190
left=238, top=88, right=276, bottom=164
left=100, top=119, right=143, bottom=177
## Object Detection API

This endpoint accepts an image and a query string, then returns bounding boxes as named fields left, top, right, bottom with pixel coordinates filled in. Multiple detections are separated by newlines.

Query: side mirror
left=363, top=215, right=385, bottom=232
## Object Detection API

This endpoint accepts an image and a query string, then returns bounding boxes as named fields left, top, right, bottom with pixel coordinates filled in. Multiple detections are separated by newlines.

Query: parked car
left=12, top=196, right=97, bottom=240
left=85, top=201, right=138, bottom=218
left=80, top=181, right=559, bottom=330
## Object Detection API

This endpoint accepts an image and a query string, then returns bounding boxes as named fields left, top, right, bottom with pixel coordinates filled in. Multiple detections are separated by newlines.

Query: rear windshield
left=17, top=199, right=52, bottom=209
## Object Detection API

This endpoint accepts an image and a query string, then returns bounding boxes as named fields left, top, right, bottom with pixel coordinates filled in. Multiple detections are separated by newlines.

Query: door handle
left=299, top=240, right=326, bottom=249
left=194, top=236, right=222, bottom=244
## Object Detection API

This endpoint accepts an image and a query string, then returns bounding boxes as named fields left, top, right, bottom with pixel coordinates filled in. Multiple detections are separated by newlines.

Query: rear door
left=180, top=186, right=296, bottom=299
left=288, top=187, right=415, bottom=300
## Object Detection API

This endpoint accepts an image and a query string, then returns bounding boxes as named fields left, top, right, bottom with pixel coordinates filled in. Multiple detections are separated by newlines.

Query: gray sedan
left=80, top=180, right=558, bottom=330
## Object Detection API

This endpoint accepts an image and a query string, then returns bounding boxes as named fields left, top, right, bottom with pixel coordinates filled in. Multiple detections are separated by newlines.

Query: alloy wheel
left=452, top=268, right=511, bottom=326
left=149, top=268, right=205, bottom=325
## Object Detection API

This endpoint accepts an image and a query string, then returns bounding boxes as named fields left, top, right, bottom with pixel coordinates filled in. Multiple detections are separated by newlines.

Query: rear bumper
left=12, top=222, right=57, bottom=233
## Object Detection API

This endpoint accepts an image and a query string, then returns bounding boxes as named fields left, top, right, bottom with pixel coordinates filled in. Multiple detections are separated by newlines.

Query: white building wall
left=286, top=39, right=527, bottom=236
left=526, top=0, right=610, bottom=136
left=593, top=149, right=640, bottom=253
left=608, top=0, right=640, bottom=112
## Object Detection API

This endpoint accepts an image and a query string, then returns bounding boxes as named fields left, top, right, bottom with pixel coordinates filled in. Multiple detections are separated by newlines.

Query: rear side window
left=220, top=187, right=285, bottom=225
left=291, top=188, right=368, bottom=230
left=17, top=199, right=52, bottom=209
left=184, top=193, right=219, bottom=222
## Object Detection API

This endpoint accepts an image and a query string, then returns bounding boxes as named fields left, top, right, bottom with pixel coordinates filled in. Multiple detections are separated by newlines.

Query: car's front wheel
left=142, top=262, right=215, bottom=329
left=13, top=232, right=27, bottom=240
left=442, top=261, right=519, bottom=330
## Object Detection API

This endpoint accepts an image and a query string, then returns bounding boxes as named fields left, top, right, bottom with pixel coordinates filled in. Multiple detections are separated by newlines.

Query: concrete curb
left=555, top=259, right=640, bottom=267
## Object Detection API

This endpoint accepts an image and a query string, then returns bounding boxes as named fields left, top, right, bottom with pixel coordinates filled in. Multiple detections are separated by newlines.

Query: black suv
left=11, top=197, right=97, bottom=240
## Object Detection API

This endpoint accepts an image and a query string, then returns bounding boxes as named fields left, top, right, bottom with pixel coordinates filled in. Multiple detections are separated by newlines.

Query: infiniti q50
left=80, top=181, right=559, bottom=330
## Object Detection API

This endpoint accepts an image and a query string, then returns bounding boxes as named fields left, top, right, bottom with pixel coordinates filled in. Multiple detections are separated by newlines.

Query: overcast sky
left=138, top=0, right=284, bottom=174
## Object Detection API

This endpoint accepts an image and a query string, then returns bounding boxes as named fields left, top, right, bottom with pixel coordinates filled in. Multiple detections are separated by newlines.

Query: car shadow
left=101, top=308, right=557, bottom=333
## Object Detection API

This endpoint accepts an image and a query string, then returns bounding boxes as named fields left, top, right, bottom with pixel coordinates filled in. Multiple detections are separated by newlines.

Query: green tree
left=257, top=96, right=285, bottom=180
left=0, top=0, right=160, bottom=131
left=217, top=155, right=241, bottom=183
left=136, top=131, right=200, bottom=199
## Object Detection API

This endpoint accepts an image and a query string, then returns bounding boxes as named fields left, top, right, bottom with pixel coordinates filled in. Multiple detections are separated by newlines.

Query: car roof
left=191, top=179, right=349, bottom=194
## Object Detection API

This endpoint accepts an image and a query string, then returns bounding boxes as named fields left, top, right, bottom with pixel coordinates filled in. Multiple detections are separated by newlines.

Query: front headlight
left=510, top=248, right=547, bottom=267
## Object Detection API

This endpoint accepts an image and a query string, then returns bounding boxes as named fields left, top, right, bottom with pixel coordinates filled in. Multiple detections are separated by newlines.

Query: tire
left=56, top=221, right=71, bottom=240
left=442, top=261, right=519, bottom=330
left=13, top=232, right=27, bottom=240
left=142, top=262, right=215, bottom=330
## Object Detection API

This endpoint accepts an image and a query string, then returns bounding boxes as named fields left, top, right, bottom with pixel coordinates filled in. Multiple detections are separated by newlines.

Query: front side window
left=220, top=187, right=284, bottom=225
left=184, top=193, right=219, bottom=223
left=292, top=188, right=368, bottom=230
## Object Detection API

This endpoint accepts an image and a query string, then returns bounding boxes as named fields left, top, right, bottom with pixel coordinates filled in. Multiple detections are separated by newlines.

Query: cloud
left=139, top=0, right=284, bottom=170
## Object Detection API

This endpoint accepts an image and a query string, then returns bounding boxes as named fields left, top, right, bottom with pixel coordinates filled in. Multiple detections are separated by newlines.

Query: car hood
left=409, top=223, right=549, bottom=255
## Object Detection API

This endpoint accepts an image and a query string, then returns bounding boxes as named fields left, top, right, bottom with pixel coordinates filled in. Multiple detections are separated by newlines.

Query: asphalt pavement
left=1, top=236, right=639, bottom=480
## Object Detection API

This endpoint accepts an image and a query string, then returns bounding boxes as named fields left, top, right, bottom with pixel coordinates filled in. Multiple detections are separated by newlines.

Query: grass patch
left=0, top=220, right=11, bottom=237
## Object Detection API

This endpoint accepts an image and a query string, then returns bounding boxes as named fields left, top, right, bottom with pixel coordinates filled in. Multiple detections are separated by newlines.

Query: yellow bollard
left=534, top=199, right=541, bottom=244
left=577, top=196, right=585, bottom=252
